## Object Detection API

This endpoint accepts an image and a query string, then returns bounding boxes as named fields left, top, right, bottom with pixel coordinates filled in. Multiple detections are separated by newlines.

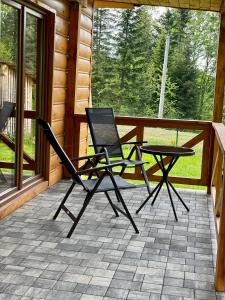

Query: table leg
left=168, top=180, right=189, bottom=212
left=151, top=180, right=164, bottom=206
left=165, top=179, right=178, bottom=221
left=136, top=182, right=161, bottom=214
left=136, top=153, right=189, bottom=220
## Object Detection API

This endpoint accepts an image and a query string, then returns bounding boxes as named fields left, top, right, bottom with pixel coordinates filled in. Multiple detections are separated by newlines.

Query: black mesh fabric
left=0, top=101, right=15, bottom=132
left=86, top=108, right=123, bottom=158
left=83, top=175, right=145, bottom=192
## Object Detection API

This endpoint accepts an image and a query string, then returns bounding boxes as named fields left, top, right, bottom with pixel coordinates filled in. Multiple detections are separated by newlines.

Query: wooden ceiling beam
left=92, top=0, right=221, bottom=11
left=94, top=0, right=134, bottom=8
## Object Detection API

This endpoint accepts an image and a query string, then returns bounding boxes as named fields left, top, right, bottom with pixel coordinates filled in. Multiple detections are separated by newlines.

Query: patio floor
left=0, top=180, right=225, bottom=300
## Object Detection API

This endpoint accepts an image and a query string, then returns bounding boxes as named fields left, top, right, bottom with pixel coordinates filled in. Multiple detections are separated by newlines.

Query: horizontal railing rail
left=212, top=122, right=225, bottom=291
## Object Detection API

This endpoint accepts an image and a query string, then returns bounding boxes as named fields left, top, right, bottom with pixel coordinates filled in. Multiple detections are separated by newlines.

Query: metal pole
left=158, top=34, right=170, bottom=119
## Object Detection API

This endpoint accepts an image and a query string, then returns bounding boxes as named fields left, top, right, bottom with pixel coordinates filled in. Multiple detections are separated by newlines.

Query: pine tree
left=117, top=7, right=157, bottom=116
left=92, top=9, right=121, bottom=109
left=159, top=9, right=200, bottom=119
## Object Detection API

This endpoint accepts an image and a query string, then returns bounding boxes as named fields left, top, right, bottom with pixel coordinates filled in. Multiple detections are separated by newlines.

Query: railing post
left=207, top=127, right=215, bottom=194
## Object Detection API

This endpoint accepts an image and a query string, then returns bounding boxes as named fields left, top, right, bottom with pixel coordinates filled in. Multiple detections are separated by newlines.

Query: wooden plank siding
left=73, top=3, right=93, bottom=160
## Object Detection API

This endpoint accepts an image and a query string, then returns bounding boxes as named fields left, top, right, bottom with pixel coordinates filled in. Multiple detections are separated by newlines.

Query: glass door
left=0, top=0, right=45, bottom=197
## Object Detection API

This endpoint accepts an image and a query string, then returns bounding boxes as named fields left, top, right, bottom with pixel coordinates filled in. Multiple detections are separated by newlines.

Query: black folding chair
left=37, top=118, right=143, bottom=238
left=0, top=101, right=16, bottom=182
left=86, top=108, right=151, bottom=195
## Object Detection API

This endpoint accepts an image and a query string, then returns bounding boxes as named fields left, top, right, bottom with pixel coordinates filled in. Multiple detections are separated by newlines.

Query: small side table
left=136, top=145, right=195, bottom=221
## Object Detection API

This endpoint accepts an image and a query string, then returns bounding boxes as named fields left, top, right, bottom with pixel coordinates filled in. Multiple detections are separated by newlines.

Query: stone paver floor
left=0, top=180, right=225, bottom=300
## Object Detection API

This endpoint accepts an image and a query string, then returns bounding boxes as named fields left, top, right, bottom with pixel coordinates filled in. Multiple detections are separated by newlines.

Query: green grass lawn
left=0, top=139, right=35, bottom=175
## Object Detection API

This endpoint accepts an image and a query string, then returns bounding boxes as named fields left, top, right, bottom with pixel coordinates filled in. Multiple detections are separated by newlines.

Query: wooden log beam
left=65, top=2, right=81, bottom=175
left=94, top=0, right=134, bottom=8
left=220, top=0, right=225, bottom=13
left=213, top=14, right=225, bottom=122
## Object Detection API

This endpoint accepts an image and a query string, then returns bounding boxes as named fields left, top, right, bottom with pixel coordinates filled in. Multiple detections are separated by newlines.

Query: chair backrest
left=37, top=119, right=82, bottom=185
left=0, top=101, right=16, bottom=132
left=86, top=108, right=123, bottom=158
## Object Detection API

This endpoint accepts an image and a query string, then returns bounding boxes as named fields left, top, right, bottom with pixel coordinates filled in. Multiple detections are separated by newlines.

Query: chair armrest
left=70, top=152, right=105, bottom=162
left=121, top=141, right=147, bottom=145
left=89, top=143, right=119, bottom=147
left=77, top=161, right=125, bottom=175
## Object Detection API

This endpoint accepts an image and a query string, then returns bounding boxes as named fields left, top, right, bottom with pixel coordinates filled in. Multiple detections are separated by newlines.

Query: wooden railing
left=212, top=123, right=225, bottom=291
left=74, top=114, right=213, bottom=188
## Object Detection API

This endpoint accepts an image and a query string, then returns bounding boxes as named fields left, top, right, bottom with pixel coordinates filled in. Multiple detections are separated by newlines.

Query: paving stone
left=22, top=268, right=43, bottom=277
left=162, top=285, right=194, bottom=298
left=127, top=290, right=150, bottom=299
left=195, top=289, right=216, bottom=299
left=32, top=278, right=56, bottom=289
left=24, top=287, right=49, bottom=298
left=80, top=295, right=103, bottom=300
left=46, top=290, right=81, bottom=300
left=52, top=280, right=76, bottom=291
left=163, top=277, right=183, bottom=287
left=89, top=277, right=112, bottom=287
left=85, top=284, right=107, bottom=296
left=60, top=273, right=91, bottom=284
left=141, top=282, right=162, bottom=294
left=105, top=287, right=129, bottom=299
left=110, top=278, right=141, bottom=290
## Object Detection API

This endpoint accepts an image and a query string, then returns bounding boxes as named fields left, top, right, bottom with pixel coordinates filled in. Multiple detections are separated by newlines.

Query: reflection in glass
left=23, top=13, right=38, bottom=179
left=0, top=3, right=18, bottom=193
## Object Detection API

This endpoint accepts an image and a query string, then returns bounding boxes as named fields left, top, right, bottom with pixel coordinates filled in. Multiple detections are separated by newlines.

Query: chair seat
left=83, top=175, right=145, bottom=192
left=100, top=159, right=144, bottom=166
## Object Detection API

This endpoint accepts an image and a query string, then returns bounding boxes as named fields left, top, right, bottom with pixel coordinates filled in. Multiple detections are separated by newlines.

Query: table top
left=140, top=145, right=195, bottom=157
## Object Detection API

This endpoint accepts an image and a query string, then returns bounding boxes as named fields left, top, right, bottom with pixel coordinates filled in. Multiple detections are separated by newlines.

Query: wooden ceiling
left=95, top=0, right=225, bottom=12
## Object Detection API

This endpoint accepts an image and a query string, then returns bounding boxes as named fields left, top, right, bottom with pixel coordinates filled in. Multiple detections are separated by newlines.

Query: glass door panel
left=0, top=2, right=18, bottom=192
left=23, top=12, right=39, bottom=180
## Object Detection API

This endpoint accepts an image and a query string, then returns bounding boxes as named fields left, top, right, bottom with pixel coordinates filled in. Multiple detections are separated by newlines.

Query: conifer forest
left=92, top=7, right=219, bottom=120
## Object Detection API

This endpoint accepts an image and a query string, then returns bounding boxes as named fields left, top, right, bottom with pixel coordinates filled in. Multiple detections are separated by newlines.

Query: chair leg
left=53, top=181, right=76, bottom=220
left=67, top=192, right=93, bottom=238
left=115, top=189, right=139, bottom=233
left=104, top=192, right=119, bottom=217
left=109, top=173, right=139, bottom=234
left=67, top=173, right=107, bottom=238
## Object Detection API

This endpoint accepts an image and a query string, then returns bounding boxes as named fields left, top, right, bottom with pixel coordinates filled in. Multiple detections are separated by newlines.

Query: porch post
left=64, top=2, right=81, bottom=167
left=213, top=14, right=225, bottom=122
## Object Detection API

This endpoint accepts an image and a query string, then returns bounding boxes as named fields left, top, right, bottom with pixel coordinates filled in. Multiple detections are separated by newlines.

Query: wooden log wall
left=74, top=3, right=93, bottom=159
